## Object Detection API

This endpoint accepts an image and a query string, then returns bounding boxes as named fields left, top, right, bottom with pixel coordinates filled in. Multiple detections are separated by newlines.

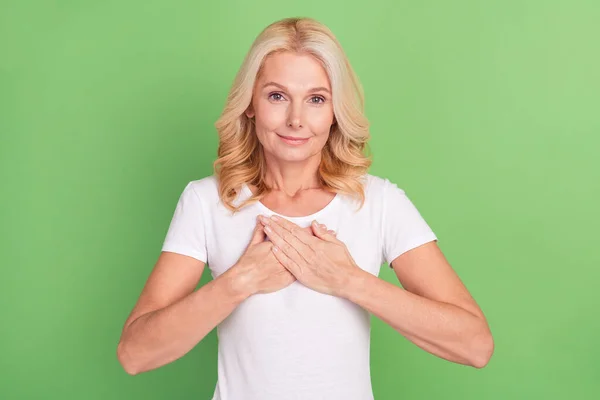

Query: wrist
left=224, top=262, right=256, bottom=301
left=339, top=266, right=370, bottom=301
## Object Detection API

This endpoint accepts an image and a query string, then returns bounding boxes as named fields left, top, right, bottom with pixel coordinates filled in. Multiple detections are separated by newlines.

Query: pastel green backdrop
left=1, top=1, right=598, bottom=399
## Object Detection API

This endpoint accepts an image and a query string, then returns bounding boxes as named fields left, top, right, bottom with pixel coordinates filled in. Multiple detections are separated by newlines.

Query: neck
left=262, top=152, right=322, bottom=197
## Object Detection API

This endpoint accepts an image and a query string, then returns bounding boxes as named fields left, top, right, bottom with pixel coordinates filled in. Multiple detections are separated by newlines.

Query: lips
left=276, top=133, right=310, bottom=145
left=277, top=134, right=308, bottom=140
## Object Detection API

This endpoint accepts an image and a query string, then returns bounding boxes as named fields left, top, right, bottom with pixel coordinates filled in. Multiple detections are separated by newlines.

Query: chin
left=271, top=151, right=313, bottom=163
left=266, top=145, right=320, bottom=163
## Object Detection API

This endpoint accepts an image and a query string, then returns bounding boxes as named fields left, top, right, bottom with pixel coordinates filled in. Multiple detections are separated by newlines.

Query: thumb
left=249, top=220, right=266, bottom=246
left=311, top=220, right=338, bottom=242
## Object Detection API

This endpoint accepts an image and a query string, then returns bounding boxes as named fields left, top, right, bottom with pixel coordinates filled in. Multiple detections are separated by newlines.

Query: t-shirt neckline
left=241, top=183, right=341, bottom=222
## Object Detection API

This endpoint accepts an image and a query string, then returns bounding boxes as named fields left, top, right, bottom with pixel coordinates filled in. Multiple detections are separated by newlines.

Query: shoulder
left=186, top=174, right=218, bottom=193
left=359, top=173, right=419, bottom=216
left=180, top=174, right=220, bottom=204
left=362, top=173, right=405, bottom=197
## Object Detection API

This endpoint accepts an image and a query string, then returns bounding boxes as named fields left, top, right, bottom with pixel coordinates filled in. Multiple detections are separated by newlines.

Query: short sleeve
left=381, top=179, right=438, bottom=266
left=161, top=182, right=208, bottom=263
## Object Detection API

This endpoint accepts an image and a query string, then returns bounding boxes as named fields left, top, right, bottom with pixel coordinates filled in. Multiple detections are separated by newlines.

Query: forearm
left=118, top=266, right=250, bottom=375
left=343, top=270, right=493, bottom=368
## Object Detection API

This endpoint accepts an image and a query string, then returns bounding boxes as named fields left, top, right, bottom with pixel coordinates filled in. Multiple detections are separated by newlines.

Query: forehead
left=257, top=52, right=331, bottom=89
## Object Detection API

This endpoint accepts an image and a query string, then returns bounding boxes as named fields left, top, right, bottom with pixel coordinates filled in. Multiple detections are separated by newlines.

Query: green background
left=2, top=0, right=599, bottom=399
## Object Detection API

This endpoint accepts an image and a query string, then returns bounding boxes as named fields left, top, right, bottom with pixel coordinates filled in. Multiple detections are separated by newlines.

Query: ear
left=245, top=106, right=255, bottom=119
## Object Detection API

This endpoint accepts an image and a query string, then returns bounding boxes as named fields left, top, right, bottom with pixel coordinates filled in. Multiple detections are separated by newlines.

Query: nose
left=287, top=118, right=302, bottom=129
left=287, top=103, right=303, bottom=129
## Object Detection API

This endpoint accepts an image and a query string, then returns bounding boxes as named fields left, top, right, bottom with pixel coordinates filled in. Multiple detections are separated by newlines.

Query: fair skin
left=116, top=51, right=493, bottom=376
left=244, top=51, right=337, bottom=215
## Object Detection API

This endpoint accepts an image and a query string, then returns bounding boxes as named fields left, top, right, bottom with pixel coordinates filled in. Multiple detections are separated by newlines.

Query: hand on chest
left=208, top=212, right=382, bottom=279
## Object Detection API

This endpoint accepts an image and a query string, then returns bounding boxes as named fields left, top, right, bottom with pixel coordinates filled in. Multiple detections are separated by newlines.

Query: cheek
left=255, top=103, right=286, bottom=131
left=307, top=109, right=335, bottom=135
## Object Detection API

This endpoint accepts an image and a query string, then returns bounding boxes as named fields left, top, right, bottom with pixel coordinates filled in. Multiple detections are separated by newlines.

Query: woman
left=117, top=17, right=494, bottom=400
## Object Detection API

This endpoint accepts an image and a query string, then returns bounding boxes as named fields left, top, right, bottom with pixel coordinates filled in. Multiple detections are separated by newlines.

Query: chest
left=205, top=199, right=383, bottom=279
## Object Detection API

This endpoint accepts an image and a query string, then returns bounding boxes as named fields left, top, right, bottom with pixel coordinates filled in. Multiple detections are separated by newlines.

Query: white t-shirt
left=161, top=173, right=438, bottom=400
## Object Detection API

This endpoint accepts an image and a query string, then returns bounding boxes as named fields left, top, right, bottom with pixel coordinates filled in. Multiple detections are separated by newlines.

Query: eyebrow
left=261, top=81, right=331, bottom=94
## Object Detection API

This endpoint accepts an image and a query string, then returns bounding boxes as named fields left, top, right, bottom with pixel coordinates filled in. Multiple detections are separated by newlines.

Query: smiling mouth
left=276, top=133, right=310, bottom=144
left=277, top=134, right=309, bottom=140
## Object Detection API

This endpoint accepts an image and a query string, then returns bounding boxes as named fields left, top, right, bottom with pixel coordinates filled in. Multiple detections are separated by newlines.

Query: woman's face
left=246, top=51, right=335, bottom=163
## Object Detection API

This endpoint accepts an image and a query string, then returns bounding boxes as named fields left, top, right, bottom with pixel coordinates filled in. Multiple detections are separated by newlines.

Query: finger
left=263, top=221, right=310, bottom=266
left=311, top=221, right=339, bottom=243
left=261, top=215, right=315, bottom=256
left=249, top=220, right=266, bottom=246
left=266, top=215, right=318, bottom=246
left=320, top=224, right=336, bottom=236
left=271, top=245, right=302, bottom=276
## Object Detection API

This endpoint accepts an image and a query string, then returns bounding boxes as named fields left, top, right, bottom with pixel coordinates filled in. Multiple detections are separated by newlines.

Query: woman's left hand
left=259, top=215, right=363, bottom=297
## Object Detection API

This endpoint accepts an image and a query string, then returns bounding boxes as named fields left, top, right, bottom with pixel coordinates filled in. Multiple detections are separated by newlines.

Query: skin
left=232, top=50, right=341, bottom=294
left=116, top=51, right=494, bottom=377
left=245, top=51, right=335, bottom=201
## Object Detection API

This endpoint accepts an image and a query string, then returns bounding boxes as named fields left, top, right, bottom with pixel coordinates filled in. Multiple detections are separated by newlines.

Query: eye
left=310, top=96, right=326, bottom=104
left=268, top=92, right=285, bottom=101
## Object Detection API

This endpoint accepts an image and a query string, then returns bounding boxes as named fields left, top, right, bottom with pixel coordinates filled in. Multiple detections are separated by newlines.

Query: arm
left=342, top=241, right=494, bottom=368
left=116, top=251, right=250, bottom=375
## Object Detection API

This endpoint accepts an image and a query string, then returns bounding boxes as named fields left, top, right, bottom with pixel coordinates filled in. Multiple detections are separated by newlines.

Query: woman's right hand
left=231, top=219, right=297, bottom=296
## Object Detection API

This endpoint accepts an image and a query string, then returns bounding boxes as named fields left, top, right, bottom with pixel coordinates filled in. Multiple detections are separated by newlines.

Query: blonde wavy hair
left=213, top=17, right=372, bottom=213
